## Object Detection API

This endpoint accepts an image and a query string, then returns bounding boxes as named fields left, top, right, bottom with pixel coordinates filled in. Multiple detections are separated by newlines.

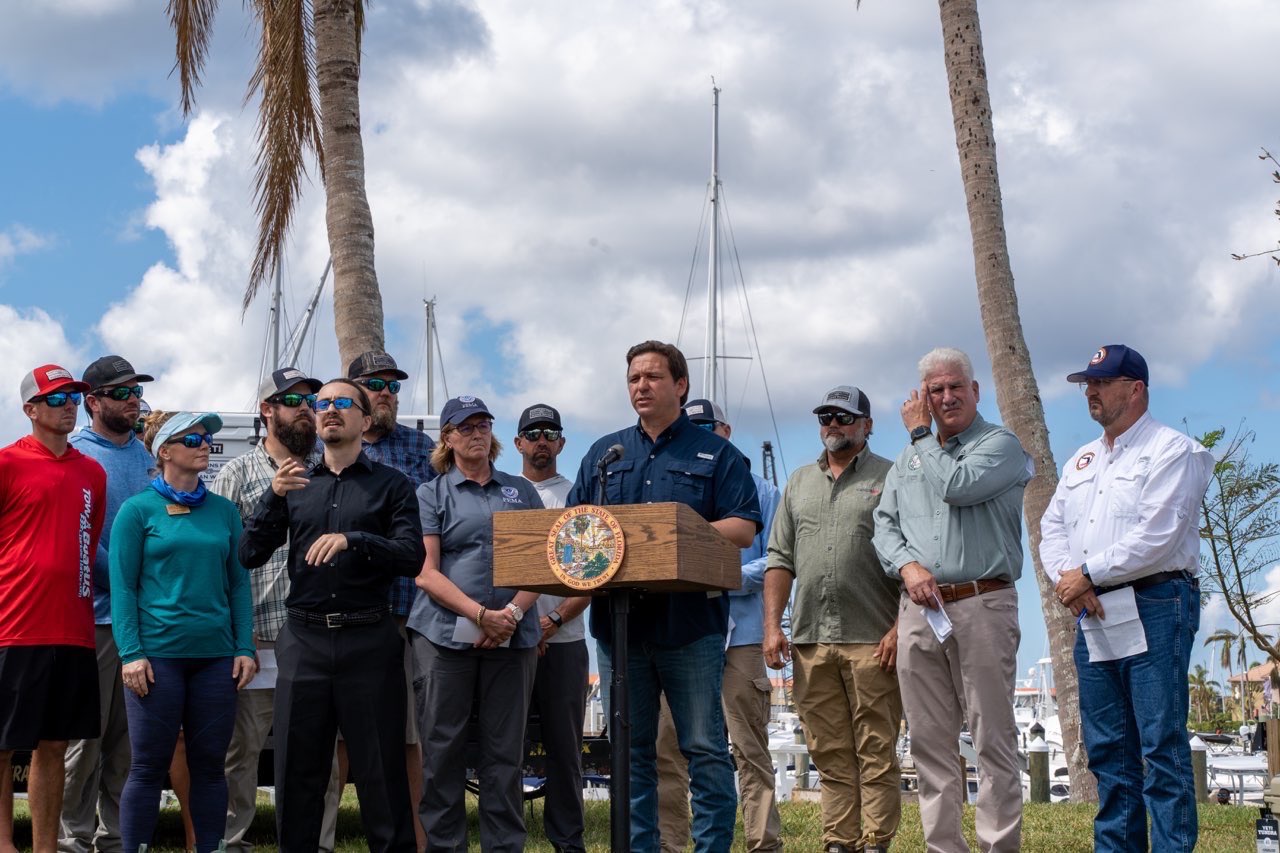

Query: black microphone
left=597, top=444, right=625, bottom=468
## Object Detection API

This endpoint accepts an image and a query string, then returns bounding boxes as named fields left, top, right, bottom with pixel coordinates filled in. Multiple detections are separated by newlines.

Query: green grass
left=10, top=790, right=1261, bottom=851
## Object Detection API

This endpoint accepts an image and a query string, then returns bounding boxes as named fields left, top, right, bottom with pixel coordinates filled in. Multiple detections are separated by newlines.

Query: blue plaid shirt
left=363, top=423, right=437, bottom=615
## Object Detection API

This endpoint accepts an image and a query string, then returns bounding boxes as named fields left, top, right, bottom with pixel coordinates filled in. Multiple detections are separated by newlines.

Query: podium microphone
left=595, top=444, right=624, bottom=505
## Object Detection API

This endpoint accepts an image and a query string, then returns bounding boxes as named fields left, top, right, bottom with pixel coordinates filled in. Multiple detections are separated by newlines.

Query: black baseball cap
left=346, top=350, right=409, bottom=381
left=684, top=399, right=727, bottom=425
left=518, top=404, right=562, bottom=431
left=82, top=355, right=155, bottom=390
left=258, top=367, right=323, bottom=401
left=1065, top=345, right=1149, bottom=385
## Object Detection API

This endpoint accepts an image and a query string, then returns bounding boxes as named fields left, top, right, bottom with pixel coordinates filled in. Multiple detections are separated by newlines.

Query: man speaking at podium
left=567, top=340, right=761, bottom=853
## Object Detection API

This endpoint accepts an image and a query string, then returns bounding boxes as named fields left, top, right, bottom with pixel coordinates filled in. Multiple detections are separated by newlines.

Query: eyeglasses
left=455, top=420, right=493, bottom=437
left=93, top=385, right=144, bottom=401
left=520, top=428, right=562, bottom=442
left=358, top=378, right=401, bottom=394
left=167, top=432, right=214, bottom=448
left=269, top=393, right=318, bottom=409
left=817, top=412, right=860, bottom=426
left=32, top=391, right=83, bottom=408
left=314, top=397, right=367, bottom=413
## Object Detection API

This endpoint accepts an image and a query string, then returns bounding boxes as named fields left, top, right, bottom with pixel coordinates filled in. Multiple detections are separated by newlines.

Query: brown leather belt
left=936, top=579, right=1012, bottom=604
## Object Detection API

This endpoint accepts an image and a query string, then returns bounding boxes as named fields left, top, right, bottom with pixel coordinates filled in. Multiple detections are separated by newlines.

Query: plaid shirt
left=211, top=442, right=322, bottom=641
left=363, top=423, right=437, bottom=616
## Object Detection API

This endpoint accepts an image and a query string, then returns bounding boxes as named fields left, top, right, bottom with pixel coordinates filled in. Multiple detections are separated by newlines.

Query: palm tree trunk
left=314, top=0, right=384, bottom=366
left=936, top=0, right=1096, bottom=802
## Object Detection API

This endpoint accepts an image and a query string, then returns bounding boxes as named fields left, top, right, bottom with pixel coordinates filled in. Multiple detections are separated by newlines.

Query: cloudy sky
left=3, top=0, right=1278, bottom=680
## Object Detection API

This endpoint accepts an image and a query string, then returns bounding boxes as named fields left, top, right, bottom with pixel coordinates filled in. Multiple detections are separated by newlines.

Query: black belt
left=287, top=605, right=390, bottom=629
left=1095, top=570, right=1194, bottom=596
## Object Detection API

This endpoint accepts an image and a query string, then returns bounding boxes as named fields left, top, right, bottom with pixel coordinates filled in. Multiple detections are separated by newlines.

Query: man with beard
left=58, top=356, right=155, bottom=853
left=762, top=387, right=900, bottom=853
left=240, top=378, right=425, bottom=852
left=211, top=367, right=322, bottom=852
left=514, top=404, right=591, bottom=853
left=1040, top=345, right=1213, bottom=852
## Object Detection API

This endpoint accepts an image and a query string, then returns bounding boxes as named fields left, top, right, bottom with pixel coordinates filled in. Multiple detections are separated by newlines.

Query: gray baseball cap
left=813, top=385, right=870, bottom=417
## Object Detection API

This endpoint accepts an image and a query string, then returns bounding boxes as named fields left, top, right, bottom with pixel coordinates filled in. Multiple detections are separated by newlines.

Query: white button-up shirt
left=1040, top=412, right=1214, bottom=587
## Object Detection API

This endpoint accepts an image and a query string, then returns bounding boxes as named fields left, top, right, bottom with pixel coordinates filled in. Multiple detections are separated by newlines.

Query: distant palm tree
left=1187, top=664, right=1221, bottom=724
left=1205, top=629, right=1248, bottom=719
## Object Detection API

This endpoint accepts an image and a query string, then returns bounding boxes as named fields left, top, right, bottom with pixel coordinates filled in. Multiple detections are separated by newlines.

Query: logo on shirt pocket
left=501, top=485, right=522, bottom=504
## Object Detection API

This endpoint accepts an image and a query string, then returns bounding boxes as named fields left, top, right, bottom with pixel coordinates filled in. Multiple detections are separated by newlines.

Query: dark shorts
left=0, top=645, right=100, bottom=750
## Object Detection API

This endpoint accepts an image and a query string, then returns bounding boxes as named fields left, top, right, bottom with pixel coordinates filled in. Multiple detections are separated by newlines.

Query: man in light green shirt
left=872, top=347, right=1031, bottom=853
left=764, top=385, right=902, bottom=853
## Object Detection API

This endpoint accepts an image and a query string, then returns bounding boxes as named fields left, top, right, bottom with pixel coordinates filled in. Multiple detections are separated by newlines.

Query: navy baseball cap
left=440, top=395, right=493, bottom=426
left=518, top=404, right=562, bottom=431
left=1065, top=345, right=1149, bottom=385
left=684, top=399, right=727, bottom=425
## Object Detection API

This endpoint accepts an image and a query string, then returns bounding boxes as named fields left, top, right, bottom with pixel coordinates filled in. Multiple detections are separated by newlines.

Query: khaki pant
left=792, top=642, right=902, bottom=849
left=657, top=644, right=782, bottom=852
left=898, top=587, right=1021, bottom=853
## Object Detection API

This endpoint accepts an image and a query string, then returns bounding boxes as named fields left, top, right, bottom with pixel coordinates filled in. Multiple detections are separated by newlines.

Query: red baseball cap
left=21, top=364, right=92, bottom=402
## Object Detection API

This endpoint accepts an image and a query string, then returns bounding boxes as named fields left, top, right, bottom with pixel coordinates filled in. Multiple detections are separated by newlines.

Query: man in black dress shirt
left=240, top=378, right=425, bottom=853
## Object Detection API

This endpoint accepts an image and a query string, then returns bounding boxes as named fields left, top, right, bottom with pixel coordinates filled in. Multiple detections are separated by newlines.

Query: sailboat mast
left=702, top=84, right=721, bottom=403
left=424, top=297, right=437, bottom=414
left=269, top=262, right=283, bottom=371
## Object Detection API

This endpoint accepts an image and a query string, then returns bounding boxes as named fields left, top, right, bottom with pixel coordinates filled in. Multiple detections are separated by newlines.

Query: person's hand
left=305, top=533, right=349, bottom=566
left=123, top=658, right=155, bottom=698
left=874, top=625, right=898, bottom=671
left=763, top=623, right=791, bottom=670
left=477, top=606, right=516, bottom=645
left=1055, top=567, right=1097, bottom=612
left=232, top=655, right=258, bottom=690
left=901, top=562, right=942, bottom=609
left=539, top=615, right=560, bottom=646
left=900, top=382, right=933, bottom=433
left=271, top=458, right=310, bottom=497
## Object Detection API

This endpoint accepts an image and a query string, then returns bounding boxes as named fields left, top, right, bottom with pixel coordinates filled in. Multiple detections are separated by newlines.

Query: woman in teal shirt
left=110, top=411, right=255, bottom=853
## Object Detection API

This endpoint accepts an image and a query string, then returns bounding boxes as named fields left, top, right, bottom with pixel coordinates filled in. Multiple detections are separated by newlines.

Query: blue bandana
left=151, top=474, right=208, bottom=507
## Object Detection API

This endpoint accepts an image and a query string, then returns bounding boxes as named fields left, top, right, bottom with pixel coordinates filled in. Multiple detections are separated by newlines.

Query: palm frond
left=166, top=0, right=221, bottom=116
left=243, top=0, right=322, bottom=310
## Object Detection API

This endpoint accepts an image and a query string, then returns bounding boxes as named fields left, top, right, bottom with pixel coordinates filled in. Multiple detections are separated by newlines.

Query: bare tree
left=1230, top=148, right=1280, bottom=265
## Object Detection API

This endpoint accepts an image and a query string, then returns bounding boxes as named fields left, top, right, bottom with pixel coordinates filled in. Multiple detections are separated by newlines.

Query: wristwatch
left=505, top=602, right=524, bottom=622
left=909, top=425, right=932, bottom=443
left=548, top=610, right=564, bottom=628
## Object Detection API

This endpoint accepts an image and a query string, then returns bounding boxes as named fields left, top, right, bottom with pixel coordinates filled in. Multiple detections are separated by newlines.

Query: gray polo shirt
left=408, top=465, right=544, bottom=649
left=767, top=446, right=899, bottom=644
left=872, top=413, right=1032, bottom=585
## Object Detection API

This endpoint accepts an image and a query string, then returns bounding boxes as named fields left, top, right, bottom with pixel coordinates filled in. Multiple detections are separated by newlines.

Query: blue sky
left=2, top=1, right=1279, bottom=685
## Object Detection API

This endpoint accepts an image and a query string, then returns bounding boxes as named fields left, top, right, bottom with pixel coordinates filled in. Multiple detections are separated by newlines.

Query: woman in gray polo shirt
left=407, top=395, right=544, bottom=851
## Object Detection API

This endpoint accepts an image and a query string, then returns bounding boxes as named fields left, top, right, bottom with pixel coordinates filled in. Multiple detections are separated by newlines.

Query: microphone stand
left=597, top=457, right=632, bottom=852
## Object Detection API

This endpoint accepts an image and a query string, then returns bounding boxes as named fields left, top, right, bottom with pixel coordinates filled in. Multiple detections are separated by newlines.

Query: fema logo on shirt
left=501, top=485, right=522, bottom=504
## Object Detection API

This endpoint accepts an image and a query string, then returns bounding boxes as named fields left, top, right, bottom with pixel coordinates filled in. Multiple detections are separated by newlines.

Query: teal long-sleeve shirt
left=109, top=489, right=254, bottom=664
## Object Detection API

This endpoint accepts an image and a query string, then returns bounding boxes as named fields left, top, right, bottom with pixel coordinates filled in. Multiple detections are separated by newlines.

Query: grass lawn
left=10, top=791, right=1261, bottom=850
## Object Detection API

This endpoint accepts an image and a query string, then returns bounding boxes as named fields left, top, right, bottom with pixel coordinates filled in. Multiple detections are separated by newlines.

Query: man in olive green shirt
left=871, top=347, right=1032, bottom=853
left=764, top=385, right=902, bottom=853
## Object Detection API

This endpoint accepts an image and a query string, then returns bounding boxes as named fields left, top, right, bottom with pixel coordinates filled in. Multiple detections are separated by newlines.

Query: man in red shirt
left=0, top=365, right=106, bottom=853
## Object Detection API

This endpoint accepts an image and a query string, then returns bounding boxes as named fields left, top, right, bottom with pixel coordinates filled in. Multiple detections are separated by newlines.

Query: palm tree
left=167, top=0, right=385, bottom=366
left=1187, top=664, right=1221, bottom=724
left=1205, top=629, right=1248, bottom=719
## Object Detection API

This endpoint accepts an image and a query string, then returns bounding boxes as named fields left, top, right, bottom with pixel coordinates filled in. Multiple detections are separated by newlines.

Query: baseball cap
left=346, top=351, right=409, bottom=381
left=21, top=364, right=91, bottom=402
left=154, top=412, right=223, bottom=448
left=813, top=385, right=871, bottom=417
left=258, top=367, right=323, bottom=401
left=1065, top=345, right=1149, bottom=385
left=684, top=398, right=727, bottom=425
left=440, top=395, right=494, bottom=426
left=518, top=404, right=562, bottom=431
left=82, top=355, right=155, bottom=390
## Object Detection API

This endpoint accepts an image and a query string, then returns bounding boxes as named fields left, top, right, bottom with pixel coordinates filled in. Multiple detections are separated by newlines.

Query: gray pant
left=223, top=650, right=275, bottom=853
left=530, top=640, right=589, bottom=853
left=59, top=625, right=129, bottom=853
left=414, top=634, right=536, bottom=853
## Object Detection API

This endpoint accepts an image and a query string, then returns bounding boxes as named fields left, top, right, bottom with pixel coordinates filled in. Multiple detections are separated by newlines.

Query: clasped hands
left=1055, top=566, right=1105, bottom=620
left=475, top=604, right=518, bottom=650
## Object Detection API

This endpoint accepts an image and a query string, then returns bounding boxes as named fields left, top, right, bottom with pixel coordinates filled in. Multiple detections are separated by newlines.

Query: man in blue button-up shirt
left=567, top=341, right=761, bottom=853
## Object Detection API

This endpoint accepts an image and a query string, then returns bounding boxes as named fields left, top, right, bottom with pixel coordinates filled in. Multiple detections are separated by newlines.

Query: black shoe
left=824, top=845, right=853, bottom=853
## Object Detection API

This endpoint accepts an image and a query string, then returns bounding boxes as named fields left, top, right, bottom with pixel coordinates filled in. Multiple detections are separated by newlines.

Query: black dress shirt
left=239, top=452, right=425, bottom=613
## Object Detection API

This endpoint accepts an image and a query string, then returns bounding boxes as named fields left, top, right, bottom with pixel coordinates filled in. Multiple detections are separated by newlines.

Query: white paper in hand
left=1080, top=586, right=1147, bottom=663
left=245, top=647, right=277, bottom=690
left=453, top=616, right=511, bottom=648
left=924, top=593, right=953, bottom=643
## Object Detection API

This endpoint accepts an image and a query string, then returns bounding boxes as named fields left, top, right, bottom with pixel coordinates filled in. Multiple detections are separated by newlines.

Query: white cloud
left=0, top=306, right=83, bottom=440
left=0, top=225, right=52, bottom=268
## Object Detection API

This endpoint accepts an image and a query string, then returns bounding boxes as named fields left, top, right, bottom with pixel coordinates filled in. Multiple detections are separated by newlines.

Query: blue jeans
left=120, top=657, right=237, bottom=853
left=620, top=633, right=736, bottom=853
left=1076, top=577, right=1199, bottom=853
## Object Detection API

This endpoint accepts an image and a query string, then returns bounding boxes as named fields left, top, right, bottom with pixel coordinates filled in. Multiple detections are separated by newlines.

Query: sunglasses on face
left=134, top=419, right=146, bottom=435
left=167, top=432, right=214, bottom=448
left=358, top=378, right=401, bottom=394
left=694, top=421, right=718, bottom=432
left=94, top=385, right=145, bottom=401
left=314, top=397, right=366, bottom=413
left=520, top=428, right=562, bottom=442
left=269, top=393, right=318, bottom=409
left=33, top=391, right=83, bottom=408
left=817, top=412, right=860, bottom=426
left=455, top=420, right=493, bottom=437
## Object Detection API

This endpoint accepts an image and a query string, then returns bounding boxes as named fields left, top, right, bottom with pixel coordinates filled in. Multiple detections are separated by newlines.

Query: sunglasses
left=33, top=391, right=83, bottom=408
left=167, top=432, right=214, bottom=448
left=694, top=421, right=719, bottom=432
left=520, top=428, right=562, bottom=442
left=94, top=385, right=145, bottom=401
left=817, top=412, right=860, bottom=426
left=269, top=393, right=318, bottom=409
left=455, top=420, right=493, bottom=437
left=314, top=397, right=367, bottom=413
left=134, top=418, right=146, bottom=435
left=358, top=378, right=401, bottom=394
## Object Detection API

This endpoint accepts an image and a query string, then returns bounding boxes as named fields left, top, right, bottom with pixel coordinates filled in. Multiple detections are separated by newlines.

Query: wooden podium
left=492, top=502, right=742, bottom=852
